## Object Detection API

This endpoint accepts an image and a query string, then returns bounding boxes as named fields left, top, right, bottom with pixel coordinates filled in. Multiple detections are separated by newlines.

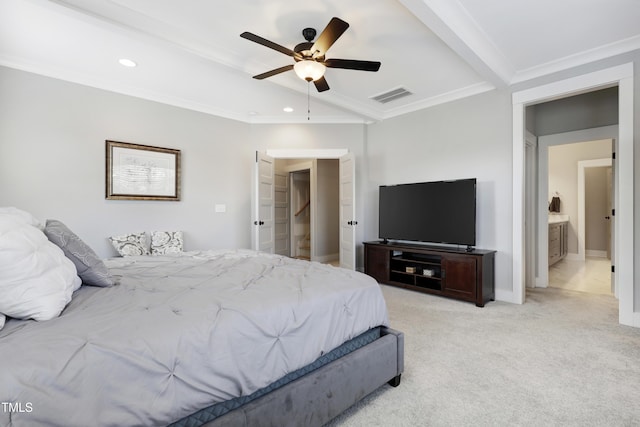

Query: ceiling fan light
left=294, top=60, right=326, bottom=82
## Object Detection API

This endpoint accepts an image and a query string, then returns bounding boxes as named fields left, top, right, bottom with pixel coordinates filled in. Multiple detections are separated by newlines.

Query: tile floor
left=548, top=257, right=612, bottom=295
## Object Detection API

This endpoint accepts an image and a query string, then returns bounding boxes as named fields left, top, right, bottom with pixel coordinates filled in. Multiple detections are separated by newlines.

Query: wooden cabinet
left=441, top=254, right=477, bottom=300
left=365, top=244, right=390, bottom=284
left=364, top=241, right=495, bottom=307
left=548, top=221, right=568, bottom=266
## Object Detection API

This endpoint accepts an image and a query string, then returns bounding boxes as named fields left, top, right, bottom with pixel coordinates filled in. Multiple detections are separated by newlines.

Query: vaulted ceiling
left=2, top=0, right=639, bottom=124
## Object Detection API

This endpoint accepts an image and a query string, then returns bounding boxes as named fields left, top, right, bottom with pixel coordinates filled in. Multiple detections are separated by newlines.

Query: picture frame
left=106, top=140, right=181, bottom=201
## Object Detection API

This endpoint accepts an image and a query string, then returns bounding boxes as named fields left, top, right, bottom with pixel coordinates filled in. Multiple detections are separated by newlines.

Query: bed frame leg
left=387, top=374, right=401, bottom=387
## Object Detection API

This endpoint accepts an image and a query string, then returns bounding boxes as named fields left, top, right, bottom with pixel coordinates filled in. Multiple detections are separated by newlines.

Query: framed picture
left=106, top=140, right=181, bottom=201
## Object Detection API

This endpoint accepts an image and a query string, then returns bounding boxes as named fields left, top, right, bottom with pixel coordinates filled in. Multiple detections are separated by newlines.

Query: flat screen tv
left=379, top=178, right=476, bottom=247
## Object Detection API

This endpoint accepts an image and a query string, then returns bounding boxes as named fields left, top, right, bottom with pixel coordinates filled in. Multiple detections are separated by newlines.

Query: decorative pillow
left=150, top=231, right=184, bottom=255
left=44, top=219, right=115, bottom=287
left=0, top=213, right=81, bottom=322
left=109, top=232, right=149, bottom=256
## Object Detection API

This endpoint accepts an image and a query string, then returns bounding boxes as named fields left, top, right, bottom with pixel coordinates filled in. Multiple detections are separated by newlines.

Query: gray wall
left=0, top=66, right=252, bottom=258
left=526, top=86, right=618, bottom=136
left=365, top=88, right=514, bottom=298
left=0, top=67, right=366, bottom=261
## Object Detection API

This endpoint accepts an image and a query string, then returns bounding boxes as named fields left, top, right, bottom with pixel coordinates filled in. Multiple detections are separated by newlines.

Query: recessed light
left=283, top=107, right=294, bottom=113
left=118, top=58, right=137, bottom=68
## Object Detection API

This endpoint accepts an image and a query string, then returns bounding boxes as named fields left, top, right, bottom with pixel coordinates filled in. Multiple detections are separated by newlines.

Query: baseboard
left=314, top=253, right=339, bottom=264
left=535, top=277, right=548, bottom=288
left=495, top=289, right=519, bottom=304
left=585, top=250, right=608, bottom=258
left=619, top=310, right=640, bottom=328
left=565, top=253, right=581, bottom=261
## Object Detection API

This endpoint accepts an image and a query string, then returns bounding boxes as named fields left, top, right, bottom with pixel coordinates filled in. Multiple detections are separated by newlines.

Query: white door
left=339, top=153, right=356, bottom=270
left=609, top=141, right=616, bottom=296
left=253, top=152, right=275, bottom=253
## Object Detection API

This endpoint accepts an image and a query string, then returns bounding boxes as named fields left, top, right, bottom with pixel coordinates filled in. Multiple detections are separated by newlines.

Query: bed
left=0, top=210, right=403, bottom=427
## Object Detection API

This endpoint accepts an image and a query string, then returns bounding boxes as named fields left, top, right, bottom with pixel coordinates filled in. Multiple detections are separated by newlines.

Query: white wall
left=365, top=89, right=514, bottom=298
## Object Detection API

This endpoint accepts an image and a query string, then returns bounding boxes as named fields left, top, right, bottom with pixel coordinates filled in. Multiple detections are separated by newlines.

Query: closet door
left=339, top=153, right=356, bottom=270
left=252, top=151, right=275, bottom=253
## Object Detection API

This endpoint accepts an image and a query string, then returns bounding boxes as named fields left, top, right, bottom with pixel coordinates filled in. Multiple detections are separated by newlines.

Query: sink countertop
left=549, top=214, right=569, bottom=224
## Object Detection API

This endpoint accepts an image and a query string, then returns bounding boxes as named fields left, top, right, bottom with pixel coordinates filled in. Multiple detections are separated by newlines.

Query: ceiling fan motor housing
left=295, top=28, right=324, bottom=61
left=294, top=41, right=324, bottom=62
left=302, top=27, right=316, bottom=42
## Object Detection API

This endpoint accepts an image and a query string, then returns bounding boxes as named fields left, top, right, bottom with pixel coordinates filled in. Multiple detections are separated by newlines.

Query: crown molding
left=511, top=35, right=640, bottom=84
left=247, top=115, right=370, bottom=124
left=382, top=81, right=495, bottom=119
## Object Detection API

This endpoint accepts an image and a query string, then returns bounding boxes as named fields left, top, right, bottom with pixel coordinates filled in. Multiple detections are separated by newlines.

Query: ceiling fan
left=240, top=17, right=381, bottom=92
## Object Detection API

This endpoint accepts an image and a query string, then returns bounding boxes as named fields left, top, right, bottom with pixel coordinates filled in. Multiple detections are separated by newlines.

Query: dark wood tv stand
left=364, top=241, right=496, bottom=307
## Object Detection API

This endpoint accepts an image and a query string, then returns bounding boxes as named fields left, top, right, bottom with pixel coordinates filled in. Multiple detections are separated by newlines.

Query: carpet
left=327, top=285, right=640, bottom=426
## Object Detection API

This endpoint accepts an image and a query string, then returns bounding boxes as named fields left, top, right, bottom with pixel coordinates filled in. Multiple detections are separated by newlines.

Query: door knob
left=254, top=220, right=265, bottom=225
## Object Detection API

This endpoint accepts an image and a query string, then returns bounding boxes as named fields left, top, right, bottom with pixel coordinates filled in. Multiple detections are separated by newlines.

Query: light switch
left=215, top=204, right=226, bottom=213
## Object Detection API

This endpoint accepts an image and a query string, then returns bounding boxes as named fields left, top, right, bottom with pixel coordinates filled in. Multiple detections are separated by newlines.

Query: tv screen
left=379, top=178, right=476, bottom=246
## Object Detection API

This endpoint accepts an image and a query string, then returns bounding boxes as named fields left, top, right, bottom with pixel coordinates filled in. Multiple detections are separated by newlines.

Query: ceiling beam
left=398, top=0, right=514, bottom=87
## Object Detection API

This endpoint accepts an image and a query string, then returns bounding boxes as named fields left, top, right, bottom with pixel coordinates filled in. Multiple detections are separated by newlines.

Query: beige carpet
left=327, top=285, right=640, bottom=426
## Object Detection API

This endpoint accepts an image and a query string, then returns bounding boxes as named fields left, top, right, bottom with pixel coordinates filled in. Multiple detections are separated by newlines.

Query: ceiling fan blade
left=314, top=76, right=330, bottom=92
left=240, top=32, right=301, bottom=59
left=311, top=17, right=349, bottom=57
left=253, top=64, right=294, bottom=80
left=324, top=58, right=381, bottom=72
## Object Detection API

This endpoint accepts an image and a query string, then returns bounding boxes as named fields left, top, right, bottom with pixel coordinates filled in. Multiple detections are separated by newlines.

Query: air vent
left=371, top=87, right=413, bottom=104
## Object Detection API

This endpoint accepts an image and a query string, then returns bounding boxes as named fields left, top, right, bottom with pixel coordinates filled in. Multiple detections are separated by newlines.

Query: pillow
left=0, top=314, right=5, bottom=331
left=44, top=219, right=115, bottom=287
left=150, top=231, right=184, bottom=255
left=109, top=231, right=149, bottom=256
left=0, top=214, right=81, bottom=322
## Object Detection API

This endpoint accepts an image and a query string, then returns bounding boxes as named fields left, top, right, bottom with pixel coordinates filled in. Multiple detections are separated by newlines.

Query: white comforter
left=0, top=249, right=388, bottom=426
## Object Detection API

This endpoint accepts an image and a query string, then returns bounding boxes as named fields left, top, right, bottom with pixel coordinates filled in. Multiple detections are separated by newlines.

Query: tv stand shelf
left=364, top=241, right=496, bottom=307
left=390, top=253, right=443, bottom=291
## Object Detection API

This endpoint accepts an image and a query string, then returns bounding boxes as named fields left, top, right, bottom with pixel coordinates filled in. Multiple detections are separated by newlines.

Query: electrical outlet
left=215, top=204, right=226, bottom=213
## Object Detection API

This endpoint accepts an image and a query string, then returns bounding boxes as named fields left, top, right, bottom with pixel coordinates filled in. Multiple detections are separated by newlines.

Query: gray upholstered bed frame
left=201, top=327, right=404, bottom=427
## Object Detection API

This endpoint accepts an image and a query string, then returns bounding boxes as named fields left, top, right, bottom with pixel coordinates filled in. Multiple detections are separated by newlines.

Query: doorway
left=512, top=63, right=635, bottom=327
left=290, top=169, right=311, bottom=260
left=275, top=159, right=340, bottom=264
left=547, top=144, right=613, bottom=296
left=252, top=149, right=356, bottom=269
